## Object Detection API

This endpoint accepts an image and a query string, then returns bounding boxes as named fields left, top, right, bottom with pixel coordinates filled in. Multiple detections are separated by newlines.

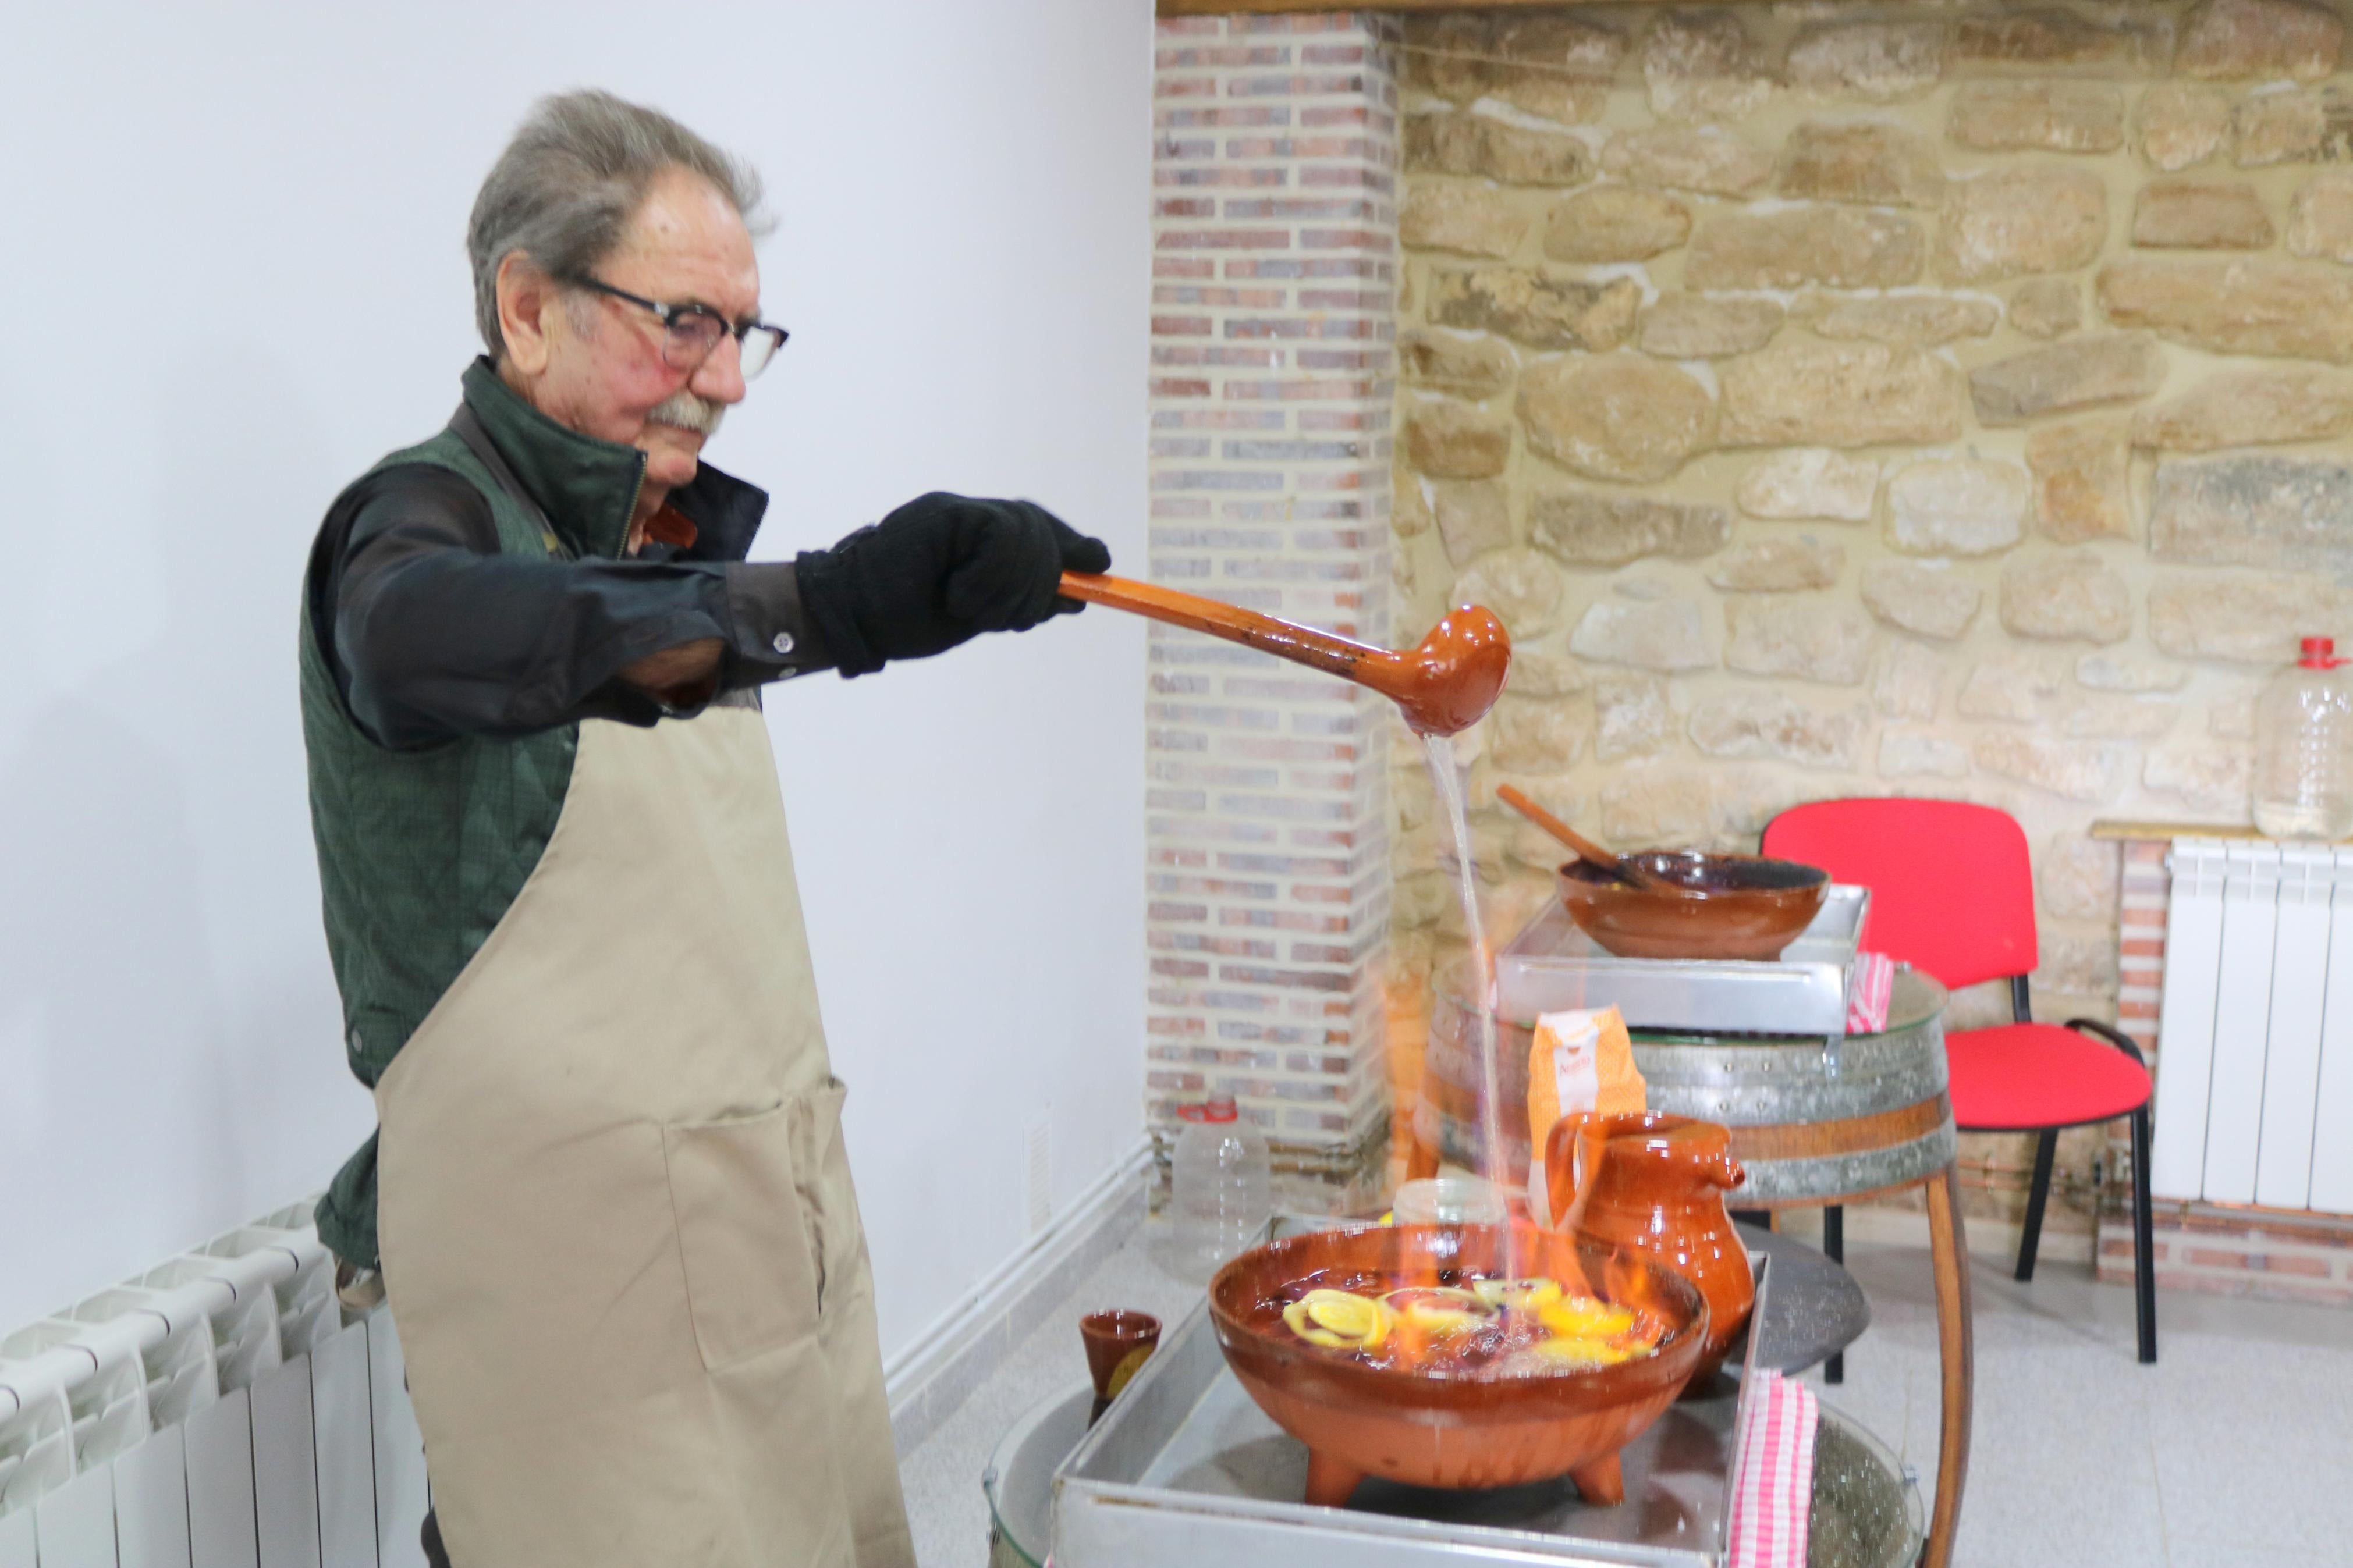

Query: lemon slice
left=1382, top=1286, right=1494, bottom=1335
left=1282, top=1300, right=1356, bottom=1348
left=1538, top=1295, right=1637, bottom=1340
left=1472, top=1277, right=1564, bottom=1313
left=1283, top=1289, right=1395, bottom=1350
left=1531, top=1334, right=1635, bottom=1368
left=1304, top=1289, right=1392, bottom=1345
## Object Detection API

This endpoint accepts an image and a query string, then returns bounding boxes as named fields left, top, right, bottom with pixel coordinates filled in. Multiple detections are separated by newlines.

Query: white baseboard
left=886, top=1137, right=1151, bottom=1455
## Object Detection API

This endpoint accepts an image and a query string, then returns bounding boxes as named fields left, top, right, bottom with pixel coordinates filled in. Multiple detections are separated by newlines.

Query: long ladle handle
left=1058, top=571, right=1389, bottom=685
left=1496, top=784, right=1666, bottom=893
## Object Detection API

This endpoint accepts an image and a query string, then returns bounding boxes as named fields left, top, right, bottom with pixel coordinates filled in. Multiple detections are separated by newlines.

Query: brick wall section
left=2100, top=1201, right=2353, bottom=1307
left=2116, top=840, right=2169, bottom=1058
left=1147, top=13, right=1401, bottom=1192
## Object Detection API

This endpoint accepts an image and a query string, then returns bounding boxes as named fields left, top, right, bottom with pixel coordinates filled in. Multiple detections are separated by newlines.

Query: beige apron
left=374, top=701, right=913, bottom=1568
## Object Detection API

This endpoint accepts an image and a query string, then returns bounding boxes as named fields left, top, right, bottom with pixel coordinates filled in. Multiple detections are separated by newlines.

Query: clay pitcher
left=1545, top=1112, right=1753, bottom=1378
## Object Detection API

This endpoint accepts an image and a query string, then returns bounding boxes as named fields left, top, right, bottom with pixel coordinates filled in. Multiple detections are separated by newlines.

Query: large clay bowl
left=1557, top=850, right=1829, bottom=961
left=1208, top=1223, right=1708, bottom=1509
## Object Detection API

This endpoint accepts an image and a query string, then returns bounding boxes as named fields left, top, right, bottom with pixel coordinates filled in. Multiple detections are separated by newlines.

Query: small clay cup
left=1080, top=1309, right=1162, bottom=1423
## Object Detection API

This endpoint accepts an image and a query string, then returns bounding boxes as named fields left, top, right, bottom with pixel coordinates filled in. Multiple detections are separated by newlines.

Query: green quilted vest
left=303, top=362, right=648, bottom=1267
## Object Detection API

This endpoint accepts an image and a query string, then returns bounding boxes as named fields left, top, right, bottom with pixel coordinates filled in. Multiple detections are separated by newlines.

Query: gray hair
left=467, top=89, right=768, bottom=357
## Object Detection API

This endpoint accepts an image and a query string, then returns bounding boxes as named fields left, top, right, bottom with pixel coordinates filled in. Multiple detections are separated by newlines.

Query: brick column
left=2114, top=840, right=2167, bottom=1062
left=1145, top=13, right=1400, bottom=1206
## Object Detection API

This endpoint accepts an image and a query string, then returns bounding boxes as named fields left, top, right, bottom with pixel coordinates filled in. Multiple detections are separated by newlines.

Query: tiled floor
left=895, top=1219, right=2353, bottom=1568
left=895, top=1225, right=1202, bottom=1568
left=1811, top=1234, right=2353, bottom=1568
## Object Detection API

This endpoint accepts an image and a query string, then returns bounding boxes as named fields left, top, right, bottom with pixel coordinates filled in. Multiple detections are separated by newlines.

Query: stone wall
left=1385, top=0, right=2353, bottom=1228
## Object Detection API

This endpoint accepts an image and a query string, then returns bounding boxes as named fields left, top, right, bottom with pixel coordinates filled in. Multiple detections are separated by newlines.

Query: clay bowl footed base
left=1557, top=850, right=1829, bottom=962
left=1208, top=1224, right=1708, bottom=1510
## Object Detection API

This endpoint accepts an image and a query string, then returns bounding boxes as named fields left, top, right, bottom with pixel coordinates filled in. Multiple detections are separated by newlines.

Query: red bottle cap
left=1177, top=1094, right=1240, bottom=1123
left=2299, top=636, right=2344, bottom=669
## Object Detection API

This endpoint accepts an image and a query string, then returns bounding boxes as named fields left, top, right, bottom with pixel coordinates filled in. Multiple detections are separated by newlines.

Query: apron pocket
left=663, top=1098, right=822, bottom=1371
left=794, top=1078, right=860, bottom=1312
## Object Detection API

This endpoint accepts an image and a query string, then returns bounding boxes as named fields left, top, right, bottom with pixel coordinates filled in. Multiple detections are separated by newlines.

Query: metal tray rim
left=1052, top=1245, right=1773, bottom=1568
left=1054, top=1311, right=1722, bottom=1567
left=1500, top=886, right=1868, bottom=965
left=1492, top=887, right=1871, bottom=1036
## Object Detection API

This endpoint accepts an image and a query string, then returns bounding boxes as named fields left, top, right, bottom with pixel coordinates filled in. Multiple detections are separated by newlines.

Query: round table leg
left=1921, top=1162, right=1974, bottom=1568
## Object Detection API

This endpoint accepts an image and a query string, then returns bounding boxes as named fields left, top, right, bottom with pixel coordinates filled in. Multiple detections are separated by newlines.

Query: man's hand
left=793, top=493, right=1112, bottom=678
left=618, top=637, right=724, bottom=705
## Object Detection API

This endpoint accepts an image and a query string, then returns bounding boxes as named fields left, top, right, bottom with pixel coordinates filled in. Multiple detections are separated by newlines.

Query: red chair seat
left=1946, top=1023, right=2152, bottom=1132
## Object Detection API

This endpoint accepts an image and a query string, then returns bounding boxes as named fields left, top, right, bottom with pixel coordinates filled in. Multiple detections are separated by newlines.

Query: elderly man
left=300, top=90, right=1106, bottom=1567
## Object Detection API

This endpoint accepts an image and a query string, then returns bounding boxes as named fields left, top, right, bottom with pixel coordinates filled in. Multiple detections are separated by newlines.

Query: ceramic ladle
left=1058, top=571, right=1510, bottom=737
left=1495, top=784, right=1690, bottom=897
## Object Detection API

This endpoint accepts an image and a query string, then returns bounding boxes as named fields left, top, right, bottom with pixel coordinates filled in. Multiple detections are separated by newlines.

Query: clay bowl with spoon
left=1497, top=786, right=1828, bottom=962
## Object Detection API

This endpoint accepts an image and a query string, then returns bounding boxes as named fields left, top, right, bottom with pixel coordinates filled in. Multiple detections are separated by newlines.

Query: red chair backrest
left=1762, top=798, right=2037, bottom=991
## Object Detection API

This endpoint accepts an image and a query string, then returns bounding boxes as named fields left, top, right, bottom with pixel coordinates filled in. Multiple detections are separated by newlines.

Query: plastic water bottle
left=2254, top=636, right=2353, bottom=841
left=1168, top=1094, right=1271, bottom=1283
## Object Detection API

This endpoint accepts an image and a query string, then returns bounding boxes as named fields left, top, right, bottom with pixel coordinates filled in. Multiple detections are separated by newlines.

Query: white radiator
left=0, top=1201, right=427, bottom=1568
left=2152, top=839, right=2353, bottom=1214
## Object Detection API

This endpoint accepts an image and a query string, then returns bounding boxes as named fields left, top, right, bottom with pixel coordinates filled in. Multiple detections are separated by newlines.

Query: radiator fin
left=2150, top=840, right=2226, bottom=1201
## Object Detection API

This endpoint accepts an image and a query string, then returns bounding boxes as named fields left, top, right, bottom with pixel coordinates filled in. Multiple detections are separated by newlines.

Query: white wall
left=0, top=1, right=1151, bottom=1355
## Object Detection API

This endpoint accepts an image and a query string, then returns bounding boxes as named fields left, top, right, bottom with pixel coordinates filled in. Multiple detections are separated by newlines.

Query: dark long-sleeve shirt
left=307, top=456, right=826, bottom=751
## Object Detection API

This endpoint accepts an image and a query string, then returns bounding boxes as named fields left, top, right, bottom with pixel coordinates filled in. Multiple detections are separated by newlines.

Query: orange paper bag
left=1525, top=1006, right=1646, bottom=1225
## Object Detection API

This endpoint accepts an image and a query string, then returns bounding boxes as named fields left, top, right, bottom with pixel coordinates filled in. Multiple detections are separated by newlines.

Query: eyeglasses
left=566, top=275, right=789, bottom=379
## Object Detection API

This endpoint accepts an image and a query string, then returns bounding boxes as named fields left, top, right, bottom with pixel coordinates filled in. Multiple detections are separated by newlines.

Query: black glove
left=794, top=492, right=1111, bottom=677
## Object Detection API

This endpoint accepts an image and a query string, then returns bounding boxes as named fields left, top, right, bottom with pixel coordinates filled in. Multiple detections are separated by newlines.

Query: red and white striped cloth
left=1845, top=951, right=1896, bottom=1036
left=1726, top=1369, right=1819, bottom=1568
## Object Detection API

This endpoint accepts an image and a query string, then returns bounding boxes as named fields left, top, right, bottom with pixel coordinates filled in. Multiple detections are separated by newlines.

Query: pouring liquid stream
left=1418, top=734, right=1524, bottom=1281
left=1417, top=739, right=1614, bottom=1297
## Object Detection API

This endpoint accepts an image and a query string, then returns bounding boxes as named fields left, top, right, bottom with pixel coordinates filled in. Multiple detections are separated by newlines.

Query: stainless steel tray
left=1496, top=886, right=1871, bottom=1037
left=1052, top=1240, right=1771, bottom=1568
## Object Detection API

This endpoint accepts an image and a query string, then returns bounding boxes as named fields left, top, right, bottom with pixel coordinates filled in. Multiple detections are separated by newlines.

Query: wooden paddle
left=1495, top=784, right=1685, bottom=895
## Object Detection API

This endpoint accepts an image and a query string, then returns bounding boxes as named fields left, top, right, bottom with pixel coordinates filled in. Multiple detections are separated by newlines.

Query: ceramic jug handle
left=1543, top=1115, right=1612, bottom=1236
left=1541, top=1115, right=1582, bottom=1230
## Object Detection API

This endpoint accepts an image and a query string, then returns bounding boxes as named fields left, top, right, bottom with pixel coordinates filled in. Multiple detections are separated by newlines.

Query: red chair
left=1763, top=798, right=2157, bottom=1365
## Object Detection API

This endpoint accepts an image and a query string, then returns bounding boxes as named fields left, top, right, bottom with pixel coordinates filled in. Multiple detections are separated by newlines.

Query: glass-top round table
left=1633, top=969, right=1955, bottom=1206
left=1418, top=968, right=1952, bottom=1196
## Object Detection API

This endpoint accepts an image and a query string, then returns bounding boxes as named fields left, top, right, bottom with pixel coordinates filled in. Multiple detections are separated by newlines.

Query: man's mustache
left=648, top=389, right=725, bottom=438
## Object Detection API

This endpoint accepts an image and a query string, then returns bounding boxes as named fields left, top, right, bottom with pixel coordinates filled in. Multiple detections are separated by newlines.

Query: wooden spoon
left=1495, top=784, right=1685, bottom=896
left=1057, top=571, right=1510, bottom=737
